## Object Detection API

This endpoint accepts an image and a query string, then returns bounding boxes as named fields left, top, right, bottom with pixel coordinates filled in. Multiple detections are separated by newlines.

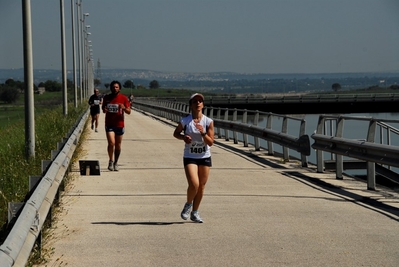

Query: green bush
left=0, top=86, right=20, bottom=103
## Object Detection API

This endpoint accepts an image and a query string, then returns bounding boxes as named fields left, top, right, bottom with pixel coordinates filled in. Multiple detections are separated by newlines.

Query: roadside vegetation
left=0, top=89, right=87, bottom=246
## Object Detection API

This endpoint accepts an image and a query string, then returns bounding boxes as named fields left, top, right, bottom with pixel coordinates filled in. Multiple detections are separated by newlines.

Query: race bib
left=189, top=141, right=206, bottom=154
left=94, top=100, right=100, bottom=105
left=107, top=104, right=119, bottom=113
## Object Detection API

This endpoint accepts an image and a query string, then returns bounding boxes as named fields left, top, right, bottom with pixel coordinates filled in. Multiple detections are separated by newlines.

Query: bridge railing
left=133, top=99, right=311, bottom=167
left=311, top=114, right=399, bottom=190
left=134, top=98, right=399, bottom=190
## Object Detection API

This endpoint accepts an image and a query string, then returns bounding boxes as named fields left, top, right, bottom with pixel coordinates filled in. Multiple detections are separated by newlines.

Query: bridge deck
left=40, top=110, right=399, bottom=267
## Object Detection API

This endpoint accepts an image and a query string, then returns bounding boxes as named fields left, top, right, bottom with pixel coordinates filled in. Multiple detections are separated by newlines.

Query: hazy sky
left=1, top=0, right=398, bottom=74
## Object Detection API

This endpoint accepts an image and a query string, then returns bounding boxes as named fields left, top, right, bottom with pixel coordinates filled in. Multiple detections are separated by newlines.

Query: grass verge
left=0, top=103, right=87, bottom=245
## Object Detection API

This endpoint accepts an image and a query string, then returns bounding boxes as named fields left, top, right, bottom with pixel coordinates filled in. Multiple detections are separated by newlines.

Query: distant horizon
left=2, top=67, right=399, bottom=76
left=2, top=66, right=399, bottom=94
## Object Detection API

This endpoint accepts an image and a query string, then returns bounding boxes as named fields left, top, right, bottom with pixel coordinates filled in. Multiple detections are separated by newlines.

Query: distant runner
left=88, top=88, right=102, bottom=132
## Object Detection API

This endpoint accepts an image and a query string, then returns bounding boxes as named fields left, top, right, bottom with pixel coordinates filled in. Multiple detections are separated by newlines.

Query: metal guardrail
left=133, top=99, right=310, bottom=167
left=214, top=119, right=310, bottom=156
left=0, top=109, right=89, bottom=267
left=134, top=99, right=399, bottom=190
left=312, top=135, right=399, bottom=167
left=311, top=114, right=399, bottom=190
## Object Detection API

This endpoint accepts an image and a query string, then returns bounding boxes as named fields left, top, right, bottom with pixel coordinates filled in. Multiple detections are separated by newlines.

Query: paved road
left=40, top=109, right=399, bottom=267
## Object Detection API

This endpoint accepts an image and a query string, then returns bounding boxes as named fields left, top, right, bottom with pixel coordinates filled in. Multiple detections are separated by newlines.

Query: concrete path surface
left=39, top=109, right=399, bottom=267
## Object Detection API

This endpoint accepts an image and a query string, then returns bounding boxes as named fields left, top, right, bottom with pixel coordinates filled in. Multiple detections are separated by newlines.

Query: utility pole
left=71, top=0, right=78, bottom=108
left=22, top=0, right=35, bottom=159
left=60, top=0, right=68, bottom=116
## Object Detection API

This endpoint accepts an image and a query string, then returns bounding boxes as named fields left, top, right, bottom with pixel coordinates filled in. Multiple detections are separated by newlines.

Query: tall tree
left=149, top=80, right=159, bottom=89
left=5, top=78, right=16, bottom=87
left=124, top=80, right=135, bottom=89
left=94, top=78, right=101, bottom=87
left=332, top=83, right=341, bottom=92
left=0, top=86, right=19, bottom=103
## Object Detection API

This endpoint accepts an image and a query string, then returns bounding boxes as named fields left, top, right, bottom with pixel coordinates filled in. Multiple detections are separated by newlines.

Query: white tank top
left=180, top=114, right=213, bottom=159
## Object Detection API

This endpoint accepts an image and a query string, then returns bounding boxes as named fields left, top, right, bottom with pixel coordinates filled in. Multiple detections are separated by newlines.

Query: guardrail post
left=223, top=109, right=230, bottom=141
left=216, top=108, right=221, bottom=138
left=315, top=115, right=325, bottom=173
left=366, top=119, right=377, bottom=190
left=243, top=110, right=248, bottom=147
left=209, top=107, right=214, bottom=120
left=169, top=102, right=174, bottom=121
left=203, top=107, right=208, bottom=117
left=335, top=117, right=344, bottom=179
left=282, top=116, right=289, bottom=161
left=299, top=119, right=308, bottom=167
left=328, top=120, right=335, bottom=160
left=233, top=109, right=238, bottom=144
left=159, top=101, right=167, bottom=118
left=8, top=202, right=24, bottom=225
left=265, top=113, right=273, bottom=155
left=29, top=176, right=42, bottom=192
left=178, top=103, right=183, bottom=122
left=171, top=102, right=176, bottom=122
left=159, top=101, right=164, bottom=118
left=254, top=111, right=260, bottom=151
left=42, top=160, right=52, bottom=174
left=175, top=103, right=182, bottom=122
left=28, top=174, right=44, bottom=256
left=380, top=122, right=392, bottom=170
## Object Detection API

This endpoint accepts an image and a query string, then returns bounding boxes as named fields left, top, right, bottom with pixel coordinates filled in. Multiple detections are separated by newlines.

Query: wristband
left=201, top=132, right=206, bottom=136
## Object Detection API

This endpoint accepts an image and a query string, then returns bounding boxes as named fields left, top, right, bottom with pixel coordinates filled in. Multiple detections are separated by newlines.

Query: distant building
left=36, top=87, right=45, bottom=94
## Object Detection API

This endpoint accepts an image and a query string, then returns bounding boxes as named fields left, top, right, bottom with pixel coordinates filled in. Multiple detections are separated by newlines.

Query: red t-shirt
left=102, top=93, right=130, bottom=128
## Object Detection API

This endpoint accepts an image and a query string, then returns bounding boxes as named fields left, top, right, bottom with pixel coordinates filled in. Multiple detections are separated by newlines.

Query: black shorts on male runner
left=105, top=126, right=125, bottom=136
left=90, top=106, right=100, bottom=116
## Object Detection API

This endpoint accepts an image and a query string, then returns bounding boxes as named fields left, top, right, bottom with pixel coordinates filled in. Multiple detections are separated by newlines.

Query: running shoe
left=190, top=211, right=203, bottom=223
left=108, top=161, right=114, bottom=171
left=95, top=128, right=98, bottom=132
left=180, top=203, right=192, bottom=220
left=114, top=163, right=119, bottom=171
left=91, top=124, right=94, bottom=130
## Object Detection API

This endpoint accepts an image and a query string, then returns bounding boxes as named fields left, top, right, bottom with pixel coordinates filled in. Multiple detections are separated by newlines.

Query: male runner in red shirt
left=102, top=80, right=131, bottom=171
